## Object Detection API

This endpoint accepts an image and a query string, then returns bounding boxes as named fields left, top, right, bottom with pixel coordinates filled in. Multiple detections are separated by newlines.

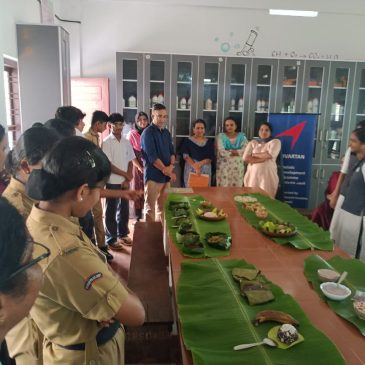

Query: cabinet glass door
left=301, top=61, right=330, bottom=164
left=224, top=58, right=251, bottom=133
left=198, top=57, right=224, bottom=137
left=249, top=59, right=278, bottom=137
left=116, top=53, right=143, bottom=124
left=144, top=54, right=170, bottom=115
left=323, top=62, right=355, bottom=164
left=171, top=55, right=198, bottom=159
left=276, top=60, right=303, bottom=113
left=352, top=64, right=365, bottom=131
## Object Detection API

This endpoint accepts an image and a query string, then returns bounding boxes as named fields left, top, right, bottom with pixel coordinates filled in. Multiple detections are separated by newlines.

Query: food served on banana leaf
left=353, top=300, right=365, bottom=320
left=277, top=324, right=299, bottom=345
left=176, top=230, right=200, bottom=244
left=232, top=268, right=260, bottom=282
left=268, top=325, right=304, bottom=349
left=317, top=269, right=340, bottom=283
left=255, top=208, right=268, bottom=219
left=172, top=207, right=190, bottom=218
left=258, top=220, right=296, bottom=237
left=195, top=207, right=227, bottom=221
left=239, top=280, right=275, bottom=305
left=169, top=201, right=189, bottom=210
left=204, top=232, right=231, bottom=250
left=254, top=310, right=299, bottom=327
left=171, top=216, right=191, bottom=227
left=243, top=201, right=265, bottom=213
left=182, top=241, right=204, bottom=254
left=177, top=222, right=194, bottom=235
left=234, top=195, right=258, bottom=203
left=200, top=200, right=213, bottom=208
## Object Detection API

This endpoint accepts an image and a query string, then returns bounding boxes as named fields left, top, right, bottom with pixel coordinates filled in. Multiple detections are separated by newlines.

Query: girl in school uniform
left=26, top=137, right=145, bottom=365
left=0, top=197, right=44, bottom=343
left=3, top=126, right=59, bottom=365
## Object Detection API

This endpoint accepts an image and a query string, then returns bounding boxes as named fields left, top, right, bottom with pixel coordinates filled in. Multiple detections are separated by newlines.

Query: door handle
left=318, top=129, right=323, bottom=142
left=320, top=168, right=325, bottom=179
left=314, top=168, right=319, bottom=179
left=324, top=130, right=329, bottom=142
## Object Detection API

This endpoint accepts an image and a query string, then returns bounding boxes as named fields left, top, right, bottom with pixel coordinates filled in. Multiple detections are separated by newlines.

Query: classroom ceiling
left=98, top=0, right=365, bottom=15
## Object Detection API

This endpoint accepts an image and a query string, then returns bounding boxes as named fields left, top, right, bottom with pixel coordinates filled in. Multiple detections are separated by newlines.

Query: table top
left=167, top=187, right=365, bottom=365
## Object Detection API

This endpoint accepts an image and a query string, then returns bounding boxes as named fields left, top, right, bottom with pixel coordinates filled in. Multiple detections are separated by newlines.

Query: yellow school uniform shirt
left=2, top=177, right=34, bottom=217
left=27, top=205, right=128, bottom=365
left=84, top=128, right=101, bottom=147
left=3, top=177, right=42, bottom=365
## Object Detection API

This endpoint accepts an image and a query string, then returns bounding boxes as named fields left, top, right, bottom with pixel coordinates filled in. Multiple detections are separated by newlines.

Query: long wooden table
left=166, top=187, right=365, bottom=365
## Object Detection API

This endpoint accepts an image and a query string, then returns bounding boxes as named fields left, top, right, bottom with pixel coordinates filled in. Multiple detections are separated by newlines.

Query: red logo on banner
left=274, top=121, right=307, bottom=149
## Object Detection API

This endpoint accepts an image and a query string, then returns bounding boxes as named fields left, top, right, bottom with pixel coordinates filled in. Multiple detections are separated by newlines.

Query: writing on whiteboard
left=271, top=50, right=339, bottom=60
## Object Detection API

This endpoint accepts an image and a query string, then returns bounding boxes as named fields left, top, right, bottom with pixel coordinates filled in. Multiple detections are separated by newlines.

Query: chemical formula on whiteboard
left=271, top=50, right=339, bottom=60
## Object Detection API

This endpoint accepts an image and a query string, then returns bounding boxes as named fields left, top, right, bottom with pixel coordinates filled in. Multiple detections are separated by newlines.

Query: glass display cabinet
left=223, top=58, right=251, bottom=133
left=352, top=63, right=365, bottom=132
left=322, top=62, right=355, bottom=164
left=249, top=59, right=278, bottom=137
left=143, top=54, right=170, bottom=115
left=197, top=57, right=224, bottom=137
left=301, top=61, right=330, bottom=165
left=276, top=60, right=303, bottom=113
left=171, top=55, right=198, bottom=157
left=116, top=53, right=143, bottom=124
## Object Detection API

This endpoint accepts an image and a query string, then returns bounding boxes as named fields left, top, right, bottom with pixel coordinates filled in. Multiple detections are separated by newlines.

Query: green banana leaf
left=177, top=258, right=345, bottom=365
left=165, top=193, right=231, bottom=258
left=235, top=193, right=334, bottom=251
left=304, top=254, right=365, bottom=336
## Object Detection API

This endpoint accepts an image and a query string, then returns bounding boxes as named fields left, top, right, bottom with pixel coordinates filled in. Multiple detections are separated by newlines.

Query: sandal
left=108, top=241, right=125, bottom=251
left=119, top=236, right=133, bottom=246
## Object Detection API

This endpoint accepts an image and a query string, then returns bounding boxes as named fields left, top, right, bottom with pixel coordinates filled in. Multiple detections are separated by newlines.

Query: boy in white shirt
left=102, top=113, right=136, bottom=248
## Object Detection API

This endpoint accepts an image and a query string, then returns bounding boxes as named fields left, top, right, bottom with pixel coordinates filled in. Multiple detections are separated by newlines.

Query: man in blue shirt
left=141, top=103, right=176, bottom=222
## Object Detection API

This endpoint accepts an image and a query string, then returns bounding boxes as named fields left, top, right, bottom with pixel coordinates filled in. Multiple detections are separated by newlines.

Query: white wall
left=0, top=0, right=41, bottom=130
left=55, top=0, right=365, bottom=112
left=2, top=0, right=365, bottom=126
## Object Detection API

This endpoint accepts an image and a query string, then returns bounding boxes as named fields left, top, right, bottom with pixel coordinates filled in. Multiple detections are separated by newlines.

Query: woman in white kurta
left=216, top=117, right=247, bottom=187
left=330, top=128, right=365, bottom=261
left=243, top=122, right=281, bottom=198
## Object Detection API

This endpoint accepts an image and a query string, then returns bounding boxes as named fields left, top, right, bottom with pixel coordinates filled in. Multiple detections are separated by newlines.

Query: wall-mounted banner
left=268, top=113, right=318, bottom=208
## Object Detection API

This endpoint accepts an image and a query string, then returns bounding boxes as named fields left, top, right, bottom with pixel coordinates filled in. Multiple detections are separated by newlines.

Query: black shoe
left=99, top=246, right=114, bottom=261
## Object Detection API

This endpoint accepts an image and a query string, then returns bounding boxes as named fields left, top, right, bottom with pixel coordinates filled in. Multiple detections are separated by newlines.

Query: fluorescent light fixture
left=269, top=9, right=318, bottom=17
